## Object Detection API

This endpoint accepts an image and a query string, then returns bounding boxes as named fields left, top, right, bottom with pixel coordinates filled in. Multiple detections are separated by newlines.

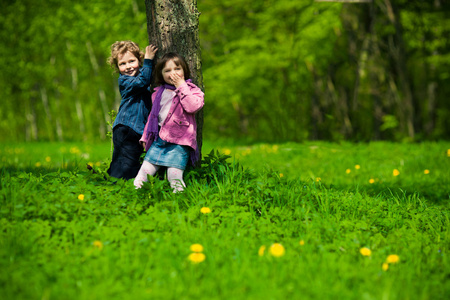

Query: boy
left=107, top=41, right=158, bottom=180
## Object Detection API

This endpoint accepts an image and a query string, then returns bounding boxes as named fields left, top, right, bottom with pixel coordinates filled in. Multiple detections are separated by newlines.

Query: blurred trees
left=0, top=0, right=449, bottom=143
left=199, top=0, right=450, bottom=142
left=0, top=0, right=148, bottom=141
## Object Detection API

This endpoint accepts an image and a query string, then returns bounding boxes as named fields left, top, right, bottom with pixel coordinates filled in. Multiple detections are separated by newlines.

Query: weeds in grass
left=0, top=142, right=449, bottom=299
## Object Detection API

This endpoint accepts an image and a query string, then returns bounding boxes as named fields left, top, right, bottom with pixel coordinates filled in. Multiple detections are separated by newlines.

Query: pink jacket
left=140, top=81, right=204, bottom=152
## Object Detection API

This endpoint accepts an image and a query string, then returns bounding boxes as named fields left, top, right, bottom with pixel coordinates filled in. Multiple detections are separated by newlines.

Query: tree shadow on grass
left=331, top=181, right=449, bottom=205
left=1, top=164, right=117, bottom=184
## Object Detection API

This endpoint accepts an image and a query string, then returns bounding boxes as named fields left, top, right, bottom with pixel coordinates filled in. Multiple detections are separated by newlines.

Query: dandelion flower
left=393, top=169, right=400, bottom=176
left=45, top=156, right=51, bottom=162
left=258, top=245, right=266, bottom=256
left=200, top=207, right=211, bottom=214
left=299, top=240, right=305, bottom=246
left=188, top=252, right=206, bottom=264
left=279, top=173, right=284, bottom=178
left=360, top=247, right=371, bottom=256
left=382, top=263, right=389, bottom=271
left=355, top=165, right=361, bottom=170
left=224, top=149, right=231, bottom=155
left=78, top=194, right=85, bottom=201
left=269, top=243, right=285, bottom=257
left=35, top=162, right=42, bottom=167
left=70, top=147, right=80, bottom=154
left=93, top=240, right=103, bottom=250
left=369, top=178, right=375, bottom=184
left=424, top=169, right=430, bottom=175
left=346, top=169, right=351, bottom=174
left=447, top=149, right=450, bottom=157
left=190, top=244, right=204, bottom=253
left=386, top=254, right=400, bottom=264
left=316, top=177, right=321, bottom=182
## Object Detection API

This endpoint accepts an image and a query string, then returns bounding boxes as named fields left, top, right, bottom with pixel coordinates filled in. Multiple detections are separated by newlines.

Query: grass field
left=1, top=141, right=449, bottom=299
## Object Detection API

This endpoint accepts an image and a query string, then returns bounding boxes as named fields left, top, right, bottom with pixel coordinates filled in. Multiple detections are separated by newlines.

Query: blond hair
left=107, top=41, right=144, bottom=73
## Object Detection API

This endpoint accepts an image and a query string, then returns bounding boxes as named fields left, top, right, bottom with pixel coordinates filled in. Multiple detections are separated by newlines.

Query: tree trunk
left=40, top=86, right=54, bottom=141
left=26, top=96, right=38, bottom=141
left=145, top=0, right=204, bottom=166
left=383, top=0, right=415, bottom=138
left=86, top=40, right=108, bottom=140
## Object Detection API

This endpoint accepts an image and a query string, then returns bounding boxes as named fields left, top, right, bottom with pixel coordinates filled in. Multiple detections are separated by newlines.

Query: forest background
left=1, top=0, right=449, bottom=144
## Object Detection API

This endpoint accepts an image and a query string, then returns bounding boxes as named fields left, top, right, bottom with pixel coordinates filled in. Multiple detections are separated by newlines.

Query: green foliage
left=199, top=0, right=342, bottom=142
left=0, top=0, right=148, bottom=142
left=1, top=0, right=449, bottom=142
left=198, top=0, right=450, bottom=142
left=1, top=141, right=449, bottom=299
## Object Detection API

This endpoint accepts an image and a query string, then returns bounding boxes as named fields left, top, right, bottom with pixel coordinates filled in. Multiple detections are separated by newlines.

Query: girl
left=134, top=52, right=204, bottom=192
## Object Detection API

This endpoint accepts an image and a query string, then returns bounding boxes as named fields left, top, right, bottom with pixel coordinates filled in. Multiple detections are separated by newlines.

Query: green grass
left=1, top=141, right=449, bottom=299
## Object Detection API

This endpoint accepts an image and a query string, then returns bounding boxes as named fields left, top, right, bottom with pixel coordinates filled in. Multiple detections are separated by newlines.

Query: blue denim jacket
left=113, top=59, right=153, bottom=135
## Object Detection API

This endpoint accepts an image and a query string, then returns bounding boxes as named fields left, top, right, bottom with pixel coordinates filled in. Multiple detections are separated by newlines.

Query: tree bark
left=86, top=40, right=108, bottom=140
left=145, top=0, right=204, bottom=166
left=383, top=0, right=415, bottom=138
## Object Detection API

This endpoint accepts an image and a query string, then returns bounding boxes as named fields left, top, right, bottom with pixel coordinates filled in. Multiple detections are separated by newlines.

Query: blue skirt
left=144, top=136, right=190, bottom=170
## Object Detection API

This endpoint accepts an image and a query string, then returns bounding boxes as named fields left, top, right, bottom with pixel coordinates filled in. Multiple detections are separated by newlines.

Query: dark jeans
left=107, top=125, right=143, bottom=180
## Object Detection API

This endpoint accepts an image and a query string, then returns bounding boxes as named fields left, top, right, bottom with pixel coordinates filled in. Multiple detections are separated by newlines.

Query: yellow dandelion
left=279, top=173, right=284, bottom=178
left=269, top=243, right=285, bottom=257
left=258, top=245, right=266, bottom=256
left=45, top=156, right=51, bottom=162
left=70, top=147, right=80, bottom=154
left=447, top=149, right=450, bottom=157
left=382, top=263, right=389, bottom=271
left=200, top=207, right=211, bottom=214
left=346, top=169, right=351, bottom=174
left=393, top=169, right=400, bottom=176
left=316, top=177, right=321, bottom=182
left=424, top=169, right=430, bottom=175
left=87, top=162, right=94, bottom=167
left=190, top=244, right=204, bottom=253
left=78, top=194, right=85, bottom=201
left=93, top=240, right=103, bottom=250
left=223, top=149, right=231, bottom=155
left=360, top=247, right=371, bottom=256
left=188, top=252, right=206, bottom=264
left=369, top=178, right=375, bottom=184
left=355, top=165, right=361, bottom=170
left=386, top=254, right=400, bottom=264
left=299, top=240, right=305, bottom=246
left=35, top=162, right=42, bottom=167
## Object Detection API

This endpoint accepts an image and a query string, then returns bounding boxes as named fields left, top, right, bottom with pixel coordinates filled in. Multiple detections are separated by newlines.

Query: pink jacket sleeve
left=175, top=82, right=204, bottom=114
left=139, top=90, right=157, bottom=144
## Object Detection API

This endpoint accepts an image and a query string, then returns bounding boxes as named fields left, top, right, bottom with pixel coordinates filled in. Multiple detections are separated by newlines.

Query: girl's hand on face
left=145, top=45, right=158, bottom=60
left=169, top=73, right=185, bottom=88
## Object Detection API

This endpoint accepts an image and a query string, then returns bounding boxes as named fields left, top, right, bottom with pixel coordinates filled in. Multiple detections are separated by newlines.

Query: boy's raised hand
left=145, top=45, right=158, bottom=60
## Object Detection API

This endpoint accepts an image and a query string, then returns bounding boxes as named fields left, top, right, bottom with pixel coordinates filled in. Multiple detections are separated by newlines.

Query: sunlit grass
left=0, top=141, right=449, bottom=299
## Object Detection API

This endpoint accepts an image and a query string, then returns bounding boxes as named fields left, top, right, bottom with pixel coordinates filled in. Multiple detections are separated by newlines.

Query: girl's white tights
left=133, top=161, right=159, bottom=188
left=134, top=161, right=185, bottom=193
left=167, top=167, right=186, bottom=193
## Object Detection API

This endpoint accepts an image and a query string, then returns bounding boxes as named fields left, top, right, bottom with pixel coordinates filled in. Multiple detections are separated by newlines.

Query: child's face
left=162, top=59, right=185, bottom=84
left=118, top=51, right=140, bottom=76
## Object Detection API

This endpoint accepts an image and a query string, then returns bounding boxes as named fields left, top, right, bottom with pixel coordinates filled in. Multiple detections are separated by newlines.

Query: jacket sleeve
left=175, top=82, right=204, bottom=114
left=140, top=91, right=157, bottom=143
left=119, top=59, right=153, bottom=99
left=140, top=120, right=150, bottom=143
